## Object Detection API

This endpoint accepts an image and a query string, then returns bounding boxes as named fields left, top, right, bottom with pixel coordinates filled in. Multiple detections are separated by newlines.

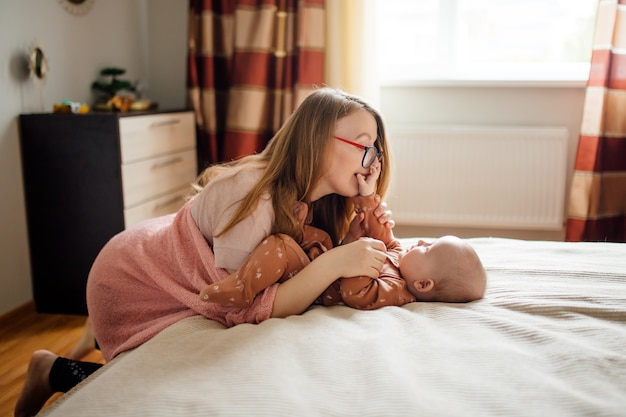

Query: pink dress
left=87, top=166, right=277, bottom=361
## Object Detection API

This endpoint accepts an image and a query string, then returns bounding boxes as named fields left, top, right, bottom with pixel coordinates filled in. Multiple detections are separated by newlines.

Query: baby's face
left=399, top=236, right=465, bottom=284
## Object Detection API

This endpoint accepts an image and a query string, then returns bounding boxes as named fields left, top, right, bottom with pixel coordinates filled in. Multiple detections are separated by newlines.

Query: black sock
left=49, top=357, right=103, bottom=393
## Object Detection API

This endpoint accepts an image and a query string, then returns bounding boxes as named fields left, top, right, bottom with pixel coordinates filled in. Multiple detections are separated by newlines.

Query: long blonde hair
left=192, top=87, right=391, bottom=245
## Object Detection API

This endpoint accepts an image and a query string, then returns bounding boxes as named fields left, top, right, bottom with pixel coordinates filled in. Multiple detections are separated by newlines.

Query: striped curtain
left=188, top=0, right=325, bottom=167
left=566, top=0, right=626, bottom=242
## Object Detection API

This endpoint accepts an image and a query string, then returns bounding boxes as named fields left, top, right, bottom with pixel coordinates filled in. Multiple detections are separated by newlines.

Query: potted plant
left=91, top=67, right=135, bottom=111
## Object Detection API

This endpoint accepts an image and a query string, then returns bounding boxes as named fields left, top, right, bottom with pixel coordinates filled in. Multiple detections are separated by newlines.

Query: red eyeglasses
left=333, top=136, right=382, bottom=169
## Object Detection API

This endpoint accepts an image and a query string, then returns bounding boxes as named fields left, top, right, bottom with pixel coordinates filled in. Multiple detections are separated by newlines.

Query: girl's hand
left=372, top=195, right=395, bottom=229
left=270, top=237, right=386, bottom=318
left=325, top=237, right=386, bottom=279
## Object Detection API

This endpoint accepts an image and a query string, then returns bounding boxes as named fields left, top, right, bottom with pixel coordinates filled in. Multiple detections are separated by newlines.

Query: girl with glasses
left=16, top=87, right=395, bottom=417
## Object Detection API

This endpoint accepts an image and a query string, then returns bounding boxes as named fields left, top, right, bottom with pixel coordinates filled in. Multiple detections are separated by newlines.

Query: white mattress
left=40, top=238, right=626, bottom=417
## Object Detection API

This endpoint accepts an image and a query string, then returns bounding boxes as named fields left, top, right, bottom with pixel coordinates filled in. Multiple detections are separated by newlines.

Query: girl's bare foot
left=14, top=350, right=57, bottom=417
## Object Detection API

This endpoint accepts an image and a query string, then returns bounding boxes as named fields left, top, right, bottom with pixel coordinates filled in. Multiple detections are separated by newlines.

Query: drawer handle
left=150, top=119, right=181, bottom=128
left=155, top=196, right=184, bottom=210
left=152, top=157, right=183, bottom=169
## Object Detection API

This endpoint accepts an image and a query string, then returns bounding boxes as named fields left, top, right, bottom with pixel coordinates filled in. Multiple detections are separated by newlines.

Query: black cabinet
left=19, top=111, right=196, bottom=314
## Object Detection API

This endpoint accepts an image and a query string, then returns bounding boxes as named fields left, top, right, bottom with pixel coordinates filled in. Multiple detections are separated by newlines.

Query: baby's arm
left=340, top=253, right=416, bottom=310
left=351, top=194, right=394, bottom=245
left=344, top=163, right=385, bottom=244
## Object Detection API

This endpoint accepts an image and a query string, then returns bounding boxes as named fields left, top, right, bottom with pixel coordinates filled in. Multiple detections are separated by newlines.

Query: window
left=377, top=0, right=597, bottom=84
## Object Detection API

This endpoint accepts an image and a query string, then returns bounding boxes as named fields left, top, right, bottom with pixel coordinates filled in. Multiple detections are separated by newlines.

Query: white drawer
left=119, top=112, right=195, bottom=163
left=124, top=187, right=189, bottom=228
left=121, top=149, right=197, bottom=208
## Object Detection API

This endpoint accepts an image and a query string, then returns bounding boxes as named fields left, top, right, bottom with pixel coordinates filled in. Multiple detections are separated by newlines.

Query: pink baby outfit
left=337, top=239, right=416, bottom=310
left=86, top=200, right=278, bottom=362
left=200, top=225, right=333, bottom=307
left=331, top=194, right=416, bottom=310
left=199, top=199, right=332, bottom=308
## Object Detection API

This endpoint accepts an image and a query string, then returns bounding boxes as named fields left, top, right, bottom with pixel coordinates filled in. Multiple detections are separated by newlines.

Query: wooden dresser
left=19, top=110, right=198, bottom=314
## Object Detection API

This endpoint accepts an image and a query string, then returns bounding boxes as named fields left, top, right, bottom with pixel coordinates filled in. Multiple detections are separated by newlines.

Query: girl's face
left=312, top=108, right=378, bottom=201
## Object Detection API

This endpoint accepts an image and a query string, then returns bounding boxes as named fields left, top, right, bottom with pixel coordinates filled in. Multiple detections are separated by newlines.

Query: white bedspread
left=41, top=238, right=626, bottom=417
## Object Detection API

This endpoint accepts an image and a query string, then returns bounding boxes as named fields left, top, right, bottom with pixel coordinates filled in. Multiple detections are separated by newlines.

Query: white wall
left=0, top=0, right=188, bottom=316
left=381, top=84, right=586, bottom=241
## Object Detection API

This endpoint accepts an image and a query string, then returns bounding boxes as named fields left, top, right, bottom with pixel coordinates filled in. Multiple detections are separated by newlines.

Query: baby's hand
left=343, top=211, right=365, bottom=244
left=357, top=162, right=381, bottom=196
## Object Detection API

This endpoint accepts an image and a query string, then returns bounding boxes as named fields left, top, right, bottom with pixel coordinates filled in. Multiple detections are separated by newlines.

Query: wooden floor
left=0, top=302, right=104, bottom=417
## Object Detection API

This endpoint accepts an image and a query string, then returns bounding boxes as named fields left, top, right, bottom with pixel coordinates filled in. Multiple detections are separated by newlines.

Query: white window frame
left=377, top=0, right=596, bottom=88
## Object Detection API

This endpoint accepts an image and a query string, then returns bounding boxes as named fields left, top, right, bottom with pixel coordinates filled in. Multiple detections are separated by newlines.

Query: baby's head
left=399, top=235, right=486, bottom=303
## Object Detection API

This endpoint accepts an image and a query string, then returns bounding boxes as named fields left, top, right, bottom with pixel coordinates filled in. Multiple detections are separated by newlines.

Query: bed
left=40, top=237, right=626, bottom=417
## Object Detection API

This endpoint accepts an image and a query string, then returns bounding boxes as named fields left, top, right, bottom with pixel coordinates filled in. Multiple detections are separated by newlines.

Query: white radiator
left=386, top=126, right=569, bottom=230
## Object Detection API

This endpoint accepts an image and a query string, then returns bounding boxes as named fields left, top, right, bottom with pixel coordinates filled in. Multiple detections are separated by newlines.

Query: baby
left=200, top=161, right=487, bottom=309
left=321, top=163, right=487, bottom=309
